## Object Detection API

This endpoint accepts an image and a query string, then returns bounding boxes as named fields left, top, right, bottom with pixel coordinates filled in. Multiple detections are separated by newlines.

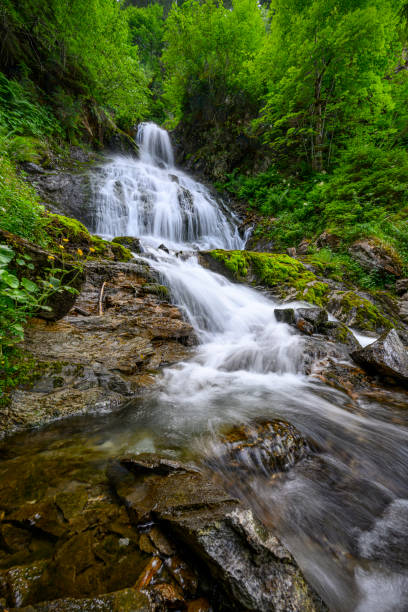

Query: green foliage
left=127, top=4, right=165, bottom=121
left=162, top=0, right=266, bottom=125
left=1, top=0, right=151, bottom=139
left=0, top=73, right=60, bottom=138
left=256, top=0, right=402, bottom=171
left=0, top=150, right=46, bottom=242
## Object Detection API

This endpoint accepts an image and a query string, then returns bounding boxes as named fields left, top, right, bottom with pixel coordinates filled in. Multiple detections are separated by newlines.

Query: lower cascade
left=82, top=123, right=408, bottom=611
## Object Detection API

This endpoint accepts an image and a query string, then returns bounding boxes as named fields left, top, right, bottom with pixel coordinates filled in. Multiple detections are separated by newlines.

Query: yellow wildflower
left=59, top=244, right=64, bottom=249
left=89, top=247, right=95, bottom=253
left=62, top=238, right=69, bottom=242
left=47, top=255, right=55, bottom=260
left=77, top=248, right=84, bottom=256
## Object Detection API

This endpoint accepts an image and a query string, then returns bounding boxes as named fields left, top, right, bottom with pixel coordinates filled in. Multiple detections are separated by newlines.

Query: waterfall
left=89, top=123, right=408, bottom=612
left=90, top=122, right=243, bottom=250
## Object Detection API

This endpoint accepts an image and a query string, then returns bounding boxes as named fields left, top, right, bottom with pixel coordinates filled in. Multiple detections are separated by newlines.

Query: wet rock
left=108, top=453, right=326, bottom=611
left=274, top=308, right=296, bottom=325
left=351, top=329, right=408, bottom=384
left=349, top=239, right=402, bottom=278
left=327, top=290, right=392, bottom=334
left=275, top=307, right=328, bottom=336
left=22, top=154, right=97, bottom=226
left=208, top=420, right=311, bottom=478
left=0, top=560, right=48, bottom=607
left=15, top=587, right=151, bottom=611
left=187, top=598, right=211, bottom=612
left=158, top=244, right=170, bottom=254
left=2, top=260, right=195, bottom=434
left=112, top=236, right=142, bottom=253
left=324, top=321, right=361, bottom=351
left=296, top=307, right=328, bottom=330
left=150, top=582, right=185, bottom=608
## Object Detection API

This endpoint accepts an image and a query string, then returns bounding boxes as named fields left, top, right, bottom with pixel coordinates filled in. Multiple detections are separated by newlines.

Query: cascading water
left=86, top=123, right=408, bottom=611
left=90, top=122, right=243, bottom=250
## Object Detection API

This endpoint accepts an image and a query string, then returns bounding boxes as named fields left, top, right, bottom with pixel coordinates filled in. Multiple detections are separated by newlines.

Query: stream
left=2, top=123, right=408, bottom=611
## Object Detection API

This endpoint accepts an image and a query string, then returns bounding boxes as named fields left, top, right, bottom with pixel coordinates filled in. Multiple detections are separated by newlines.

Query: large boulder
left=351, top=329, right=408, bottom=384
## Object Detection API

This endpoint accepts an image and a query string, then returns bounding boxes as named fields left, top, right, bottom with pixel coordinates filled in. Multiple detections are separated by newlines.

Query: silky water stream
left=2, top=123, right=408, bottom=611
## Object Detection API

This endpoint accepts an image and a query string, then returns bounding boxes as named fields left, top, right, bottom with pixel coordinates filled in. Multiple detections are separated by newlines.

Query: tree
left=256, top=0, right=403, bottom=172
left=162, top=0, right=266, bottom=126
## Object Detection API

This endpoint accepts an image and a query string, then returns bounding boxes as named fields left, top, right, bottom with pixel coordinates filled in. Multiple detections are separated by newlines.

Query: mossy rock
left=327, top=290, right=394, bottom=333
left=112, top=236, right=141, bottom=253
left=45, top=214, right=133, bottom=262
left=204, top=249, right=330, bottom=307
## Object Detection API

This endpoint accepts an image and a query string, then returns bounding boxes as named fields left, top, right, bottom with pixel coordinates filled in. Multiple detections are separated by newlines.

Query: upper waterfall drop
left=137, top=122, right=174, bottom=168
left=90, top=122, right=244, bottom=250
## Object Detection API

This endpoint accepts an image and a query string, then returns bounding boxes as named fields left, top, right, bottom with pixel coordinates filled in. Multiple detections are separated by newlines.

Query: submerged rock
left=351, top=329, right=408, bottom=384
left=108, top=451, right=326, bottom=612
left=207, top=420, right=311, bottom=478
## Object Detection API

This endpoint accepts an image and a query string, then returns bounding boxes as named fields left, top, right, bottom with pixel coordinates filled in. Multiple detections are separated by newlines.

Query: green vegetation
left=209, top=250, right=330, bottom=306
left=162, top=0, right=408, bottom=275
left=1, top=0, right=408, bottom=394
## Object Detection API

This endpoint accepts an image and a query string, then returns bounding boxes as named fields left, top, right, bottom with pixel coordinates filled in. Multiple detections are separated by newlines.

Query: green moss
left=334, top=291, right=393, bottom=332
left=0, top=349, right=48, bottom=408
left=209, top=249, right=330, bottom=306
left=143, top=283, right=170, bottom=299
left=45, top=214, right=133, bottom=262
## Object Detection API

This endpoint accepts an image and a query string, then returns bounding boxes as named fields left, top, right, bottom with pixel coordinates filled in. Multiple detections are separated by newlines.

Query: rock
left=351, top=329, right=408, bottom=384
left=0, top=228, right=85, bottom=321
left=296, top=318, right=314, bottom=335
left=315, top=231, right=341, bottom=250
left=286, top=247, right=297, bottom=257
left=112, top=236, right=142, bottom=253
left=16, top=587, right=151, bottom=611
left=324, top=321, right=361, bottom=351
left=349, top=239, right=402, bottom=278
left=295, top=307, right=328, bottom=330
left=396, top=279, right=408, bottom=296
left=187, top=598, right=211, bottom=612
left=327, top=290, right=392, bottom=333
left=158, top=243, right=170, bottom=254
left=296, top=238, right=311, bottom=255
left=274, top=308, right=296, bottom=325
left=275, top=307, right=328, bottom=335
left=207, top=420, right=311, bottom=478
left=22, top=151, right=98, bottom=226
left=0, top=560, right=48, bottom=607
left=2, top=260, right=195, bottom=434
left=150, top=582, right=185, bottom=608
left=108, top=453, right=326, bottom=612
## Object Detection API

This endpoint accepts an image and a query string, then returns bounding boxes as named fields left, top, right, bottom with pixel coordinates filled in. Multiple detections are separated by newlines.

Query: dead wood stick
left=98, top=281, right=106, bottom=316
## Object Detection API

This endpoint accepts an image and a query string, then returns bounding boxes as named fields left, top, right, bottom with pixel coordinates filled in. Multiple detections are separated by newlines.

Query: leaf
left=16, top=258, right=26, bottom=266
left=0, top=245, right=15, bottom=266
left=21, top=278, right=38, bottom=293
left=3, top=271, right=19, bottom=289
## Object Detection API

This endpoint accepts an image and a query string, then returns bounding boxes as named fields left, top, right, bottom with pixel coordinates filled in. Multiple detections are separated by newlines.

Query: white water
left=90, top=123, right=408, bottom=612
